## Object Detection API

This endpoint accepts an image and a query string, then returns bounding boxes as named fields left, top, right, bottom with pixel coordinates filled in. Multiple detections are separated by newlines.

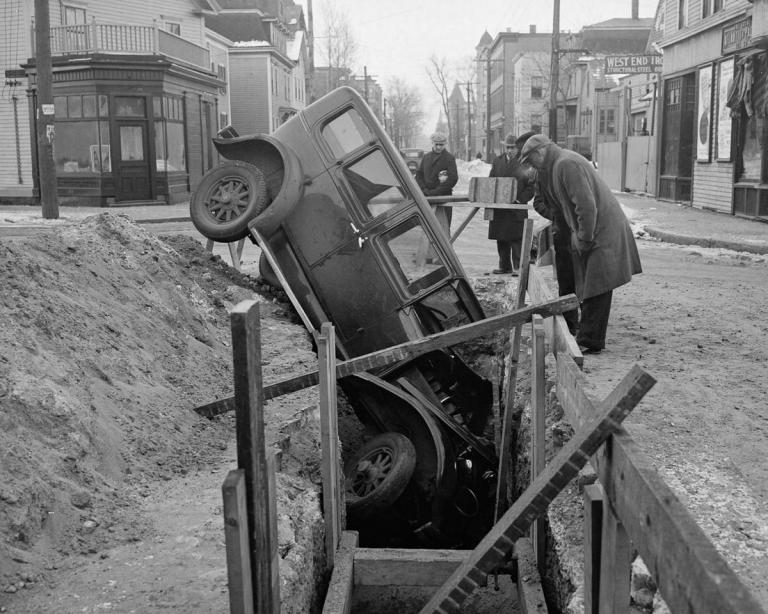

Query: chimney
left=529, top=24, right=536, bottom=34
left=632, top=0, right=639, bottom=19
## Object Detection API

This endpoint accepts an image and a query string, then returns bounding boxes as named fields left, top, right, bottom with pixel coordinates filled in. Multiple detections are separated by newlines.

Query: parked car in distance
left=190, top=87, right=496, bottom=548
left=400, top=147, right=425, bottom=176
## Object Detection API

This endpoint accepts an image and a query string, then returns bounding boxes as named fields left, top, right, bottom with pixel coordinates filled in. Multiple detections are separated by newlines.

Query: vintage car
left=400, top=147, right=425, bottom=176
left=190, top=87, right=496, bottom=547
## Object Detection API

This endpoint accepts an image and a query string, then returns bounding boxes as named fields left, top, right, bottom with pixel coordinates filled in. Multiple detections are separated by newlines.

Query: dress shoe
left=578, top=344, right=602, bottom=355
left=492, top=268, right=512, bottom=274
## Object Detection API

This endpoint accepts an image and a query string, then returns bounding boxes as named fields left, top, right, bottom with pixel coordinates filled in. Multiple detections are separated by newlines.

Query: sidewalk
left=2, top=193, right=768, bottom=255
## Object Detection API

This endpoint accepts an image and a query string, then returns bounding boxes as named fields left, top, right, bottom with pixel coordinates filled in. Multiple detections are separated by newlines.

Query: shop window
left=154, top=94, right=187, bottom=172
left=599, top=108, right=616, bottom=135
left=116, top=97, right=146, bottom=118
left=738, top=116, right=766, bottom=182
left=53, top=93, right=110, bottom=175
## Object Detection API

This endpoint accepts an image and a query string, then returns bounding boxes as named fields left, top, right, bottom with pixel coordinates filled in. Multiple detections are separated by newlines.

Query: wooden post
left=598, top=495, right=632, bottom=613
left=494, top=218, right=535, bottom=520
left=583, top=483, right=604, bottom=614
left=530, top=315, right=546, bottom=568
left=222, top=469, right=255, bottom=614
left=230, top=301, right=280, bottom=614
left=318, top=322, right=342, bottom=568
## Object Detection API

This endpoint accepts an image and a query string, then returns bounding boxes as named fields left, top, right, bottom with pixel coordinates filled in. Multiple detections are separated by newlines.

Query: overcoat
left=415, top=149, right=458, bottom=198
left=536, top=144, right=641, bottom=300
left=487, top=153, right=534, bottom=241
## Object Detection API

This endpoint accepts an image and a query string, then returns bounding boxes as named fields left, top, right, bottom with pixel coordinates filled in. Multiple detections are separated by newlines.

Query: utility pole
left=34, top=0, right=58, bottom=219
left=486, top=52, right=492, bottom=161
left=465, top=81, right=473, bottom=160
left=363, top=65, right=369, bottom=102
left=549, top=0, right=560, bottom=144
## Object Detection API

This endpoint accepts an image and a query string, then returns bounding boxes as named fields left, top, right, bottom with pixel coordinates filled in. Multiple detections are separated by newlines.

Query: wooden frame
left=697, top=64, right=714, bottom=163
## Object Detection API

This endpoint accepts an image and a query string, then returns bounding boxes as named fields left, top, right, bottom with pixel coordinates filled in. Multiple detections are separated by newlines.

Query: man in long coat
left=520, top=134, right=642, bottom=353
left=487, top=132, right=535, bottom=274
left=416, top=132, right=458, bottom=237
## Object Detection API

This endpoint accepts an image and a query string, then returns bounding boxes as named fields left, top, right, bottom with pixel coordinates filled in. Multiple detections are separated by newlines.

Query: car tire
left=190, top=161, right=269, bottom=243
left=345, top=432, right=416, bottom=519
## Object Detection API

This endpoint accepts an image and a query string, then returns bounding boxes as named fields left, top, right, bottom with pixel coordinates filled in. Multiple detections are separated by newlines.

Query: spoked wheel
left=345, top=432, right=417, bottom=519
left=190, top=161, right=269, bottom=242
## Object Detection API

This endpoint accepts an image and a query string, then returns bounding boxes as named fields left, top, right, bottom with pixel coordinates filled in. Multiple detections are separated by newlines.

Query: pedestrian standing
left=416, top=132, right=458, bottom=237
left=486, top=132, right=535, bottom=275
left=520, top=134, right=641, bottom=353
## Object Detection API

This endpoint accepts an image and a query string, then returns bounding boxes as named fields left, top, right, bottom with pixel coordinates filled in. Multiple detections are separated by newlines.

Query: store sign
left=605, top=54, right=662, bottom=74
left=722, top=17, right=751, bottom=54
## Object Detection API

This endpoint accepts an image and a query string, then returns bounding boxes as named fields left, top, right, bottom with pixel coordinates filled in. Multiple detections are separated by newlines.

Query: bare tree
left=426, top=55, right=453, bottom=143
left=385, top=78, right=424, bottom=149
left=318, top=1, right=358, bottom=91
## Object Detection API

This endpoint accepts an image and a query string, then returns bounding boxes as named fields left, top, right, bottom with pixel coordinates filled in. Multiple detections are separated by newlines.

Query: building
left=655, top=0, right=766, bottom=220
left=311, top=67, right=383, bottom=122
left=1, top=0, right=225, bottom=206
left=447, top=83, right=468, bottom=159
left=205, top=0, right=309, bottom=136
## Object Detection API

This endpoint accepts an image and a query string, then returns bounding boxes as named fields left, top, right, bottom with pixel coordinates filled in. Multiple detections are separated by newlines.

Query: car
left=190, top=87, right=496, bottom=547
left=400, top=147, right=424, bottom=176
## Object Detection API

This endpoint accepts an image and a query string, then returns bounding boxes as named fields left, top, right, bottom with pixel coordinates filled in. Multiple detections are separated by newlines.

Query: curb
left=645, top=226, right=768, bottom=256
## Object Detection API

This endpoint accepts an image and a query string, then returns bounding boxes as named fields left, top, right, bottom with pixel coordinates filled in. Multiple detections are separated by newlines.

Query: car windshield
left=381, top=217, right=450, bottom=295
left=322, top=108, right=373, bottom=159
left=342, top=150, right=411, bottom=218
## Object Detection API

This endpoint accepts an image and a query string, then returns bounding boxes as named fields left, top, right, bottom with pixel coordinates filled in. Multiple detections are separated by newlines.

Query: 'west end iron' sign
left=722, top=17, right=751, bottom=54
left=605, top=54, right=663, bottom=74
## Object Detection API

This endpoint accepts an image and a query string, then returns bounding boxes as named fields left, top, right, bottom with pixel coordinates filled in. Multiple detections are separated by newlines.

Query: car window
left=322, top=108, right=373, bottom=159
left=381, top=217, right=449, bottom=295
left=342, top=150, right=410, bottom=218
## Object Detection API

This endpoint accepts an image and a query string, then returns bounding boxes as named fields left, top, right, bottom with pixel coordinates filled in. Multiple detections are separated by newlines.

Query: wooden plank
left=228, top=241, right=241, bottom=271
left=515, top=538, right=548, bottom=614
left=466, top=177, right=517, bottom=203
left=583, top=483, right=604, bottom=614
left=230, top=301, right=280, bottom=614
left=534, top=222, right=554, bottom=267
left=417, top=364, right=655, bottom=614
left=530, top=315, right=546, bottom=568
left=353, top=548, right=471, bottom=587
left=426, top=198, right=531, bottom=210
left=449, top=206, right=479, bottom=243
left=222, top=469, right=255, bottom=614
left=322, top=532, right=359, bottom=614
left=495, top=219, right=535, bottom=521
left=555, top=355, right=766, bottom=614
left=194, top=294, right=580, bottom=418
left=527, top=265, right=583, bottom=367
left=318, top=323, right=342, bottom=568
left=598, top=498, right=632, bottom=613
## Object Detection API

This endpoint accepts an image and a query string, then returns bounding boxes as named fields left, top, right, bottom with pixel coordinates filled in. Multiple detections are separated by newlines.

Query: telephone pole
left=549, top=0, right=560, bottom=144
left=34, top=0, right=58, bottom=219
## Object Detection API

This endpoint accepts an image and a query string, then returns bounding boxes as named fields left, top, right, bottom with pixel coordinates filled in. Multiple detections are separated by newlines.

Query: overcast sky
left=297, top=0, right=659, bottom=136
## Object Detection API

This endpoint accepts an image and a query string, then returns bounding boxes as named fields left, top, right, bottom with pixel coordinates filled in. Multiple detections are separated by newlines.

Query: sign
left=722, top=17, right=751, bottom=54
left=605, top=54, right=662, bottom=74
left=716, top=58, right=735, bottom=161
left=697, top=65, right=713, bottom=162
left=41, top=104, right=55, bottom=115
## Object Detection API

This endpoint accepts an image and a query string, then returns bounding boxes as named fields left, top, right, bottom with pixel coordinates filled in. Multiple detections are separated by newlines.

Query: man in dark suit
left=487, top=133, right=535, bottom=275
left=416, top=132, right=458, bottom=237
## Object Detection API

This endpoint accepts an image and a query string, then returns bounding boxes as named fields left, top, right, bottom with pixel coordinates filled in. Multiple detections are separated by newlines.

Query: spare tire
left=345, top=432, right=416, bottom=519
left=191, top=161, right=269, bottom=242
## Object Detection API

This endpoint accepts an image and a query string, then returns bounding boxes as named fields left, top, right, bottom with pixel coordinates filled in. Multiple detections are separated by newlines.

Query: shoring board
left=515, top=538, right=548, bottom=614
left=353, top=548, right=471, bottom=587
left=222, top=469, right=254, bottom=614
left=417, top=364, right=655, bottom=614
left=321, top=532, right=359, bottom=614
left=527, top=265, right=583, bottom=367
left=195, top=295, right=580, bottom=418
left=555, top=354, right=767, bottom=614
left=583, top=483, right=604, bottom=614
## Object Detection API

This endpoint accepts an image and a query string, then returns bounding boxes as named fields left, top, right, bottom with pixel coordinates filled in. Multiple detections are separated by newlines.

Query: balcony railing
left=42, top=19, right=210, bottom=72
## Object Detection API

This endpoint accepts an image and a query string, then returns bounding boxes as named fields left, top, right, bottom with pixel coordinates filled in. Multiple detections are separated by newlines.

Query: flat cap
left=514, top=130, right=538, bottom=150
left=430, top=132, right=447, bottom=144
left=519, top=134, right=551, bottom=164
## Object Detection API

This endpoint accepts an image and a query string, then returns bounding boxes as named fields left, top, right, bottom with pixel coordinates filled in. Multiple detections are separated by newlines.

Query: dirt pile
left=0, top=214, right=324, bottom=612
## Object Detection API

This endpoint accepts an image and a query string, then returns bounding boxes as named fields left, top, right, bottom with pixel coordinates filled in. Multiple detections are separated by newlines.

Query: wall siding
left=229, top=54, right=270, bottom=135
left=693, top=162, right=733, bottom=212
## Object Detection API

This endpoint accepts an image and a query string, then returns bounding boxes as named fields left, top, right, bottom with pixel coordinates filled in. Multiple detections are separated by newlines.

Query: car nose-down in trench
left=190, top=87, right=498, bottom=548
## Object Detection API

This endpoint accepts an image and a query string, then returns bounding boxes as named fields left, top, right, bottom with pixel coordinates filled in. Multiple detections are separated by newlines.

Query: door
left=115, top=121, right=151, bottom=201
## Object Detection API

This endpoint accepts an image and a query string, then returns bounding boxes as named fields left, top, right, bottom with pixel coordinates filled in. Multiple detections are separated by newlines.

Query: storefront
left=27, top=55, right=221, bottom=206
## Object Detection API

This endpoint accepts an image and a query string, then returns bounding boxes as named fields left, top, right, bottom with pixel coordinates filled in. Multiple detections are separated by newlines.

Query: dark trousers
left=552, top=230, right=578, bottom=334
left=496, top=239, right=522, bottom=271
left=577, top=290, right=613, bottom=350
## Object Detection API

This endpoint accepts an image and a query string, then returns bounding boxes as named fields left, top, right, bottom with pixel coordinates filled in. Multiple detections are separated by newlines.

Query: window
left=322, top=108, right=373, bottom=159
left=678, top=0, right=688, bottom=29
left=342, top=150, right=409, bottom=218
left=530, top=114, right=542, bottom=133
left=164, top=22, right=181, bottom=36
left=531, top=75, right=543, bottom=99
left=52, top=94, right=110, bottom=175
left=381, top=217, right=448, bottom=295
left=63, top=6, right=86, bottom=25
left=154, top=95, right=186, bottom=172
left=703, top=0, right=724, bottom=17
left=62, top=5, right=87, bottom=50
left=599, top=108, right=616, bottom=135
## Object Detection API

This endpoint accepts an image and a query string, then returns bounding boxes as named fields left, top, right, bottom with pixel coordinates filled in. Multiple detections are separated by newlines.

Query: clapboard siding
left=693, top=162, right=733, bottom=213
left=229, top=53, right=270, bottom=135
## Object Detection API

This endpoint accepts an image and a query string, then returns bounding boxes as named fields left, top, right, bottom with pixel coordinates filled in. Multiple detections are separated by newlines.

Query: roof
left=286, top=29, right=304, bottom=61
left=206, top=12, right=269, bottom=42
left=582, top=17, right=654, bottom=30
left=581, top=18, right=653, bottom=55
left=476, top=30, right=493, bottom=50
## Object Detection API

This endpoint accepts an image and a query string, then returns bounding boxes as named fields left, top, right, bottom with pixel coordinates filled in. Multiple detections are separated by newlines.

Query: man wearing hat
left=486, top=132, right=536, bottom=274
left=520, top=134, right=641, bottom=353
left=416, top=132, right=458, bottom=237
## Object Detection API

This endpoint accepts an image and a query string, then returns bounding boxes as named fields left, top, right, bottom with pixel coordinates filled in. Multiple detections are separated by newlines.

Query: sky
left=297, top=0, right=659, bottom=139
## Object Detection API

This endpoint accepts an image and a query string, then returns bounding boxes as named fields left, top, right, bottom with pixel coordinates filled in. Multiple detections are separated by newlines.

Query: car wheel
left=190, top=161, right=269, bottom=243
left=345, top=432, right=416, bottom=519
